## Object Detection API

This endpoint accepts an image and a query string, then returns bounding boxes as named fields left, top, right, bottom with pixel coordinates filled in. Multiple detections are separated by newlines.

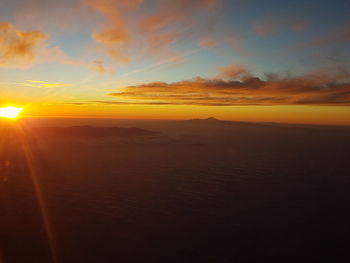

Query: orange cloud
left=90, top=60, right=112, bottom=73
left=138, top=0, right=220, bottom=60
left=84, top=0, right=144, bottom=63
left=0, top=22, right=96, bottom=71
left=105, top=66, right=350, bottom=106
left=0, top=23, right=48, bottom=68
left=143, top=32, right=180, bottom=54
left=14, top=0, right=98, bottom=32
left=140, top=0, right=218, bottom=33
left=86, top=0, right=220, bottom=63
left=199, top=39, right=217, bottom=48
left=216, top=64, right=250, bottom=80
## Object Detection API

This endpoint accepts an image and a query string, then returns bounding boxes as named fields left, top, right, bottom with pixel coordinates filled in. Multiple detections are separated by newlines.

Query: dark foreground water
left=1, top=118, right=350, bottom=263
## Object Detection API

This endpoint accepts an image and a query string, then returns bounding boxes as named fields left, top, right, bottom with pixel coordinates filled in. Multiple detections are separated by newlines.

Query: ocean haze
left=1, top=118, right=350, bottom=262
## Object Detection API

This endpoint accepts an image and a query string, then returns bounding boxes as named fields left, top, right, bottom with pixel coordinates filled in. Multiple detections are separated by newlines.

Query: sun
left=0, top=106, right=23, bottom=119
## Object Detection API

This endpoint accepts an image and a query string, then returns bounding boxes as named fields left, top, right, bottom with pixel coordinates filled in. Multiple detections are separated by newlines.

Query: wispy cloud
left=138, top=0, right=220, bottom=59
left=225, top=36, right=252, bottom=56
left=253, top=16, right=309, bottom=37
left=84, top=0, right=143, bottom=63
left=14, top=0, right=97, bottom=32
left=0, top=22, right=104, bottom=72
left=85, top=0, right=221, bottom=63
left=297, top=22, right=350, bottom=48
left=20, top=80, right=71, bottom=88
left=198, top=39, right=217, bottom=48
left=89, top=60, right=112, bottom=73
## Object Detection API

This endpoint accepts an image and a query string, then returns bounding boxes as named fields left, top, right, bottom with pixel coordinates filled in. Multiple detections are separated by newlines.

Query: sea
left=0, top=117, right=349, bottom=263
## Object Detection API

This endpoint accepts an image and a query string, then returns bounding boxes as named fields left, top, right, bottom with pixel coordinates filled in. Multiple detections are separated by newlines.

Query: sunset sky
left=0, top=0, right=349, bottom=125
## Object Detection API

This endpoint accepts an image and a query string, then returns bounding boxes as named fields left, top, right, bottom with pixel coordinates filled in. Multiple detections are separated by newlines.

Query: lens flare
left=0, top=106, right=23, bottom=119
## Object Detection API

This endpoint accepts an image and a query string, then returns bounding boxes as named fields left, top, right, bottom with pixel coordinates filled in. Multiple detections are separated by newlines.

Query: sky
left=0, top=0, right=349, bottom=125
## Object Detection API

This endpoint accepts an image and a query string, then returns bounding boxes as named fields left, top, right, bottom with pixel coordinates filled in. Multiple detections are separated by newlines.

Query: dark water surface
left=1, top=118, right=350, bottom=262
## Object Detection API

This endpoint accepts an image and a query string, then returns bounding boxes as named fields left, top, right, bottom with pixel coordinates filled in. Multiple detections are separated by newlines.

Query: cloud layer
left=106, top=65, right=350, bottom=106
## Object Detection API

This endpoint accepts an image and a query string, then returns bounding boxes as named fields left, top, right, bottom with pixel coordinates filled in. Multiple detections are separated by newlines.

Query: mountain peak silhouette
left=205, top=117, right=218, bottom=121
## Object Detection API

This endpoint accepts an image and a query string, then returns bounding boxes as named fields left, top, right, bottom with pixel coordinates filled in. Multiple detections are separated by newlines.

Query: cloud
left=84, top=0, right=144, bottom=63
left=142, top=32, right=180, bottom=59
left=62, top=102, right=92, bottom=105
left=89, top=60, right=112, bottom=73
left=36, top=45, right=79, bottom=65
left=139, top=0, right=218, bottom=33
left=225, top=35, right=252, bottom=57
left=91, top=100, right=172, bottom=105
left=105, top=65, right=350, bottom=106
left=216, top=64, right=250, bottom=80
left=14, top=0, right=97, bottom=32
left=20, top=80, right=71, bottom=88
left=254, top=23, right=278, bottom=37
left=199, top=39, right=217, bottom=48
left=139, top=0, right=220, bottom=51
left=0, top=23, right=48, bottom=68
left=121, top=54, right=185, bottom=78
left=297, top=23, right=350, bottom=49
left=0, top=22, right=98, bottom=71
left=253, top=16, right=309, bottom=37
left=85, top=0, right=221, bottom=63
left=37, top=46, right=111, bottom=73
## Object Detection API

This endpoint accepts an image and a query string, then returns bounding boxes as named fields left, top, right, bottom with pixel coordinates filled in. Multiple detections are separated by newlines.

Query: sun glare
left=0, top=106, right=23, bottom=119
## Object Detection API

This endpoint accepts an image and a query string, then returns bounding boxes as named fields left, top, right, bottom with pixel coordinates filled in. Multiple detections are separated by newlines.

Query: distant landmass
left=178, top=117, right=266, bottom=127
left=32, top=125, right=157, bottom=138
left=179, top=117, right=350, bottom=130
